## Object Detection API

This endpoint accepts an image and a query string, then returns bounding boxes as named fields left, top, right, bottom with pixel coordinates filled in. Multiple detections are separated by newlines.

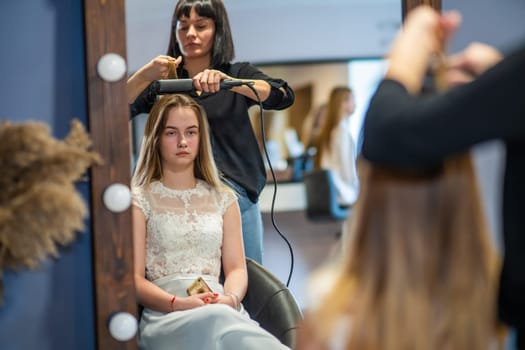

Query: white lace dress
left=133, top=180, right=289, bottom=350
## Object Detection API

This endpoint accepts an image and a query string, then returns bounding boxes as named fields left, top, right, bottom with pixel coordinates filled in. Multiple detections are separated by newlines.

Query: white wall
left=444, top=0, right=525, bottom=54
left=125, top=0, right=400, bottom=72
left=227, top=1, right=400, bottom=64
left=126, top=0, right=525, bottom=72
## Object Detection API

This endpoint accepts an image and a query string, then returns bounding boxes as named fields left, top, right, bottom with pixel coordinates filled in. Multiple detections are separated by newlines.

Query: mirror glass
left=125, top=0, right=400, bottom=72
left=251, top=59, right=388, bottom=181
left=123, top=0, right=399, bottom=334
left=125, top=0, right=400, bottom=174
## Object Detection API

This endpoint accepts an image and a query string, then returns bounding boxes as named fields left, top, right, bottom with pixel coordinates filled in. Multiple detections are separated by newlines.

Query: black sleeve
left=129, top=83, right=157, bottom=120
left=262, top=79, right=295, bottom=110
left=233, top=62, right=295, bottom=110
left=362, top=44, right=525, bottom=167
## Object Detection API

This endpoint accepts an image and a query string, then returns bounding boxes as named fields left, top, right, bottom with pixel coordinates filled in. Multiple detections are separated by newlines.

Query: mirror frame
left=84, top=0, right=137, bottom=349
left=81, top=0, right=441, bottom=348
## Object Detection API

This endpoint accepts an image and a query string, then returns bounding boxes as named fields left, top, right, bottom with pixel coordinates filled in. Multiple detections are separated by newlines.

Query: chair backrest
left=302, top=169, right=350, bottom=221
left=242, top=258, right=303, bottom=348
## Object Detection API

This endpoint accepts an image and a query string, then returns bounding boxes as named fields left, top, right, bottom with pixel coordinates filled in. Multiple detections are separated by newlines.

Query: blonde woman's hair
left=314, top=86, right=352, bottom=169
left=132, top=94, right=226, bottom=190
left=311, top=153, right=500, bottom=350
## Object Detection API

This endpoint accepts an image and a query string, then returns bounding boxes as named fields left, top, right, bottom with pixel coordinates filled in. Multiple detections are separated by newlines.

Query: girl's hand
left=172, top=291, right=218, bottom=311
left=210, top=293, right=240, bottom=310
left=214, top=294, right=237, bottom=309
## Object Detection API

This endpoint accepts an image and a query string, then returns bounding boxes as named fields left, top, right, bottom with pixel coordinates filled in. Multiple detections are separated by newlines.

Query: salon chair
left=242, top=257, right=303, bottom=348
left=302, top=169, right=351, bottom=238
left=302, top=169, right=350, bottom=222
left=138, top=258, right=303, bottom=348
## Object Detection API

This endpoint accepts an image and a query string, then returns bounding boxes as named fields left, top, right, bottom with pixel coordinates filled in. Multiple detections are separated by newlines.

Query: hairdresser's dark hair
left=167, top=0, right=235, bottom=68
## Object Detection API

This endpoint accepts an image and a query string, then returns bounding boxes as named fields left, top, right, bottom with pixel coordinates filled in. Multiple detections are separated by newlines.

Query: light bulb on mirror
left=108, top=311, right=138, bottom=342
left=103, top=183, right=132, bottom=213
left=97, top=53, right=127, bottom=82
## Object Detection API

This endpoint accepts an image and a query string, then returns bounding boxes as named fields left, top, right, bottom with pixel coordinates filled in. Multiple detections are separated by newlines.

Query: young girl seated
left=132, top=94, right=289, bottom=349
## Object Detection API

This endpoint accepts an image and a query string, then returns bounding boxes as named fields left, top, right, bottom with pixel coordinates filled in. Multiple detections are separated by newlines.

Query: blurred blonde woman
left=314, top=86, right=359, bottom=207
left=297, top=153, right=502, bottom=350
left=301, top=103, right=327, bottom=149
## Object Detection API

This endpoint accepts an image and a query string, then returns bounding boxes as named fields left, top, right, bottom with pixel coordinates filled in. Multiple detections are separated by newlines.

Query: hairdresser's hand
left=127, top=55, right=182, bottom=103
left=193, top=69, right=233, bottom=94
left=446, top=42, right=503, bottom=86
left=172, top=291, right=219, bottom=311
left=386, top=5, right=462, bottom=94
left=137, top=55, right=182, bottom=82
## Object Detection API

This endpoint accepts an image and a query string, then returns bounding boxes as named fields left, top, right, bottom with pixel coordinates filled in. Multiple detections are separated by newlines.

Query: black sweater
left=362, top=43, right=525, bottom=328
left=131, top=62, right=295, bottom=203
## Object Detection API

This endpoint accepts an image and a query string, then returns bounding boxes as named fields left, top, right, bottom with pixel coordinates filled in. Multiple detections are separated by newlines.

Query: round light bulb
left=108, top=312, right=138, bottom=342
left=103, top=183, right=132, bottom=213
left=97, top=53, right=127, bottom=82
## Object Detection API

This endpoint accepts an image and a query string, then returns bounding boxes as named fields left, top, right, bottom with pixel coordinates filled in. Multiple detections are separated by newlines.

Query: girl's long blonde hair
left=132, top=94, right=226, bottom=190
left=313, top=153, right=500, bottom=350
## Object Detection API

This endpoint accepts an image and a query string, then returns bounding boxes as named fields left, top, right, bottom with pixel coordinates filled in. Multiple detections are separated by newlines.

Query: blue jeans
left=224, top=179, right=264, bottom=264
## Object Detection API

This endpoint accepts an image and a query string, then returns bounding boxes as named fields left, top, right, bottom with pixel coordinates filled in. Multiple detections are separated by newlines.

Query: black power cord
left=244, top=82, right=295, bottom=288
left=152, top=78, right=296, bottom=287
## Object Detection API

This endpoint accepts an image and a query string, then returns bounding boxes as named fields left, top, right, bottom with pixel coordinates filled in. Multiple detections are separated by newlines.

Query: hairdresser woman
left=126, top=0, right=294, bottom=264
left=362, top=5, right=525, bottom=347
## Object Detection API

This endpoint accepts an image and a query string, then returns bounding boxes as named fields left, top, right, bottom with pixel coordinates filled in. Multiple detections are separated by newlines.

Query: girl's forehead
left=166, top=106, right=199, bottom=125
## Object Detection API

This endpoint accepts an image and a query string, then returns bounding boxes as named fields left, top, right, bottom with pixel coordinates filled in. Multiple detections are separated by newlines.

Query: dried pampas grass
left=0, top=119, right=102, bottom=302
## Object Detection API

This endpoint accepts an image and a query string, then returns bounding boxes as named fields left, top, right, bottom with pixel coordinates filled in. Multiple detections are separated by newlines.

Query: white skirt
left=139, top=273, right=290, bottom=350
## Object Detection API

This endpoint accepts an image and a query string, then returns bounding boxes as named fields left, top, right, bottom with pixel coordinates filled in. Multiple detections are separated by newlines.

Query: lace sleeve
left=132, top=185, right=151, bottom=219
left=218, top=188, right=238, bottom=215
